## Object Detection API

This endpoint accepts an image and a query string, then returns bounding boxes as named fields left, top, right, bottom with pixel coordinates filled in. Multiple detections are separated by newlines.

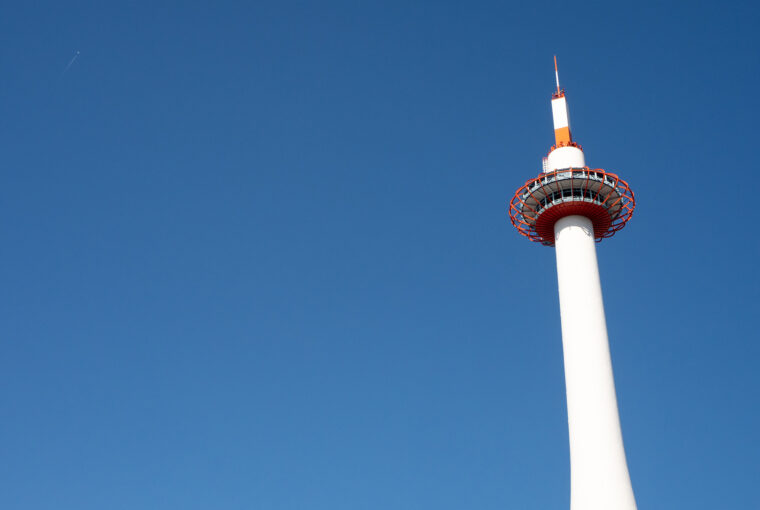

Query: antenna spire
left=554, top=55, right=561, bottom=95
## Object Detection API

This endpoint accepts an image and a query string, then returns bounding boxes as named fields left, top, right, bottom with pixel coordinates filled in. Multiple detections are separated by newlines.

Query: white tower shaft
left=553, top=215, right=637, bottom=510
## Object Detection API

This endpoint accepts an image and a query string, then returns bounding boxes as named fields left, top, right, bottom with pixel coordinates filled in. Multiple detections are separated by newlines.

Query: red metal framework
left=509, top=167, right=635, bottom=246
left=549, top=141, right=582, bottom=152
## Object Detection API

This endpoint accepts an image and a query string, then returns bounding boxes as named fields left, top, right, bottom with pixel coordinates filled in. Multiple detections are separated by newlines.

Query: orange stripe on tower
left=554, top=126, right=572, bottom=145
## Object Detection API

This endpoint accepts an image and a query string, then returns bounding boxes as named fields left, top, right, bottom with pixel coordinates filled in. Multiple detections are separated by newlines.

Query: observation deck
left=509, top=167, right=635, bottom=246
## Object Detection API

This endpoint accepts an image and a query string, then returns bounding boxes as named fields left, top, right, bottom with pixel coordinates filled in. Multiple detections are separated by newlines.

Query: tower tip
left=554, top=55, right=561, bottom=95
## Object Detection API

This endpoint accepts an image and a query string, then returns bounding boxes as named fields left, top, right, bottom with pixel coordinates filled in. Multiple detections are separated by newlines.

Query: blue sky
left=1, top=1, right=758, bottom=509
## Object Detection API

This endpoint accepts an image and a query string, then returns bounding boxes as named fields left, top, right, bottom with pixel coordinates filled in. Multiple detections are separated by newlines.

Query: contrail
left=62, top=51, right=80, bottom=75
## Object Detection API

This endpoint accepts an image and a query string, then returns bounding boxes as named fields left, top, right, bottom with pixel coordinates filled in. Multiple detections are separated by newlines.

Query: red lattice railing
left=509, top=168, right=635, bottom=246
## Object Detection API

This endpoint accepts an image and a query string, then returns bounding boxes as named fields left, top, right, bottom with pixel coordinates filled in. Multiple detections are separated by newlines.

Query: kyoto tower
left=509, top=58, right=637, bottom=510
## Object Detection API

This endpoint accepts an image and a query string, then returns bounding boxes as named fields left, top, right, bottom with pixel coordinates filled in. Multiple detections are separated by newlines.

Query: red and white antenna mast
left=508, top=58, right=638, bottom=510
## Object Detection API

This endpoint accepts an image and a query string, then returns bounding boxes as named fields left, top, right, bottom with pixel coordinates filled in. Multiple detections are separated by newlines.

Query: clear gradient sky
left=1, top=1, right=758, bottom=509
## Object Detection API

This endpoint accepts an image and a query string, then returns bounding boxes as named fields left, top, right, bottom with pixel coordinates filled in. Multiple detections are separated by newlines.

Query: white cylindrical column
left=554, top=215, right=637, bottom=510
left=545, top=146, right=585, bottom=172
